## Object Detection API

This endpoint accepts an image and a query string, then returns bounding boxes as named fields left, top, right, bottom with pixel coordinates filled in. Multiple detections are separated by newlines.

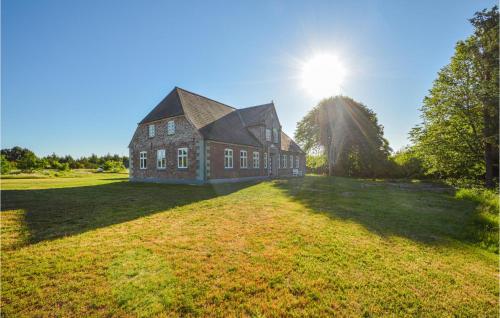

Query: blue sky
left=2, top=0, right=496, bottom=157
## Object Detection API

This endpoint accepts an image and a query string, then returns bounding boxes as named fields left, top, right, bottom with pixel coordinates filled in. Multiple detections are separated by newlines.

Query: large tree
left=296, top=96, right=391, bottom=177
left=410, top=6, right=498, bottom=187
left=469, top=6, right=499, bottom=188
left=1, top=146, right=35, bottom=162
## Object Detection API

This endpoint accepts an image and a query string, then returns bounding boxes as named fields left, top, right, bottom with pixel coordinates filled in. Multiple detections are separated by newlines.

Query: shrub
left=51, top=161, right=70, bottom=171
left=58, top=162, right=70, bottom=171
left=17, top=152, right=42, bottom=172
left=102, top=160, right=126, bottom=172
left=390, top=147, right=426, bottom=179
left=306, top=154, right=327, bottom=174
left=456, top=188, right=499, bottom=253
left=1, top=155, right=13, bottom=174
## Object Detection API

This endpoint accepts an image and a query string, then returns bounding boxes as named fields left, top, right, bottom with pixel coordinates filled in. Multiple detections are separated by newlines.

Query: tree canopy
left=296, top=96, right=391, bottom=177
left=410, top=6, right=498, bottom=187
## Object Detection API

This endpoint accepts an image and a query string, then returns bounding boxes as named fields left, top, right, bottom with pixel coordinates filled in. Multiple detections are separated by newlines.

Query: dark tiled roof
left=139, top=88, right=184, bottom=124
left=237, top=103, right=273, bottom=126
left=137, top=87, right=302, bottom=150
left=281, top=131, right=304, bottom=153
left=140, top=87, right=235, bottom=127
left=177, top=88, right=235, bottom=130
left=199, top=111, right=261, bottom=147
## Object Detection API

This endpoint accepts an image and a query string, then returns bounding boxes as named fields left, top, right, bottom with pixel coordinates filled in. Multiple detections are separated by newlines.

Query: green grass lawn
left=1, top=173, right=498, bottom=317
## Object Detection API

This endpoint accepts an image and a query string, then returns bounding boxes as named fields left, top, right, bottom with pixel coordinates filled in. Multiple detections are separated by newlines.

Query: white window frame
left=283, top=154, right=287, bottom=168
left=157, top=149, right=166, bottom=169
left=296, top=156, right=299, bottom=169
left=140, top=151, right=147, bottom=169
left=265, top=129, right=271, bottom=142
left=264, top=152, right=268, bottom=169
left=290, top=155, right=293, bottom=168
left=253, top=152, right=259, bottom=168
left=148, top=124, right=155, bottom=138
left=273, top=128, right=279, bottom=143
left=224, top=148, right=233, bottom=169
left=167, top=120, right=175, bottom=135
left=240, top=150, right=248, bottom=168
left=177, top=148, right=188, bottom=168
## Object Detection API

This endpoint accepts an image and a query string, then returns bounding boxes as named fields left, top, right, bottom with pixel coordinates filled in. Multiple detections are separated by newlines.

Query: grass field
left=1, top=173, right=498, bottom=317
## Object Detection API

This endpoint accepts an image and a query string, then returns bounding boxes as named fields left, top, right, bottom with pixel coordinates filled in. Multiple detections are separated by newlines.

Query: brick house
left=128, top=87, right=305, bottom=184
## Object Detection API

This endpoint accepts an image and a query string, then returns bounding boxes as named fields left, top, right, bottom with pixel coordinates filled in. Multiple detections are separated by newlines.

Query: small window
left=167, top=120, right=175, bottom=135
left=253, top=152, right=259, bottom=168
left=148, top=124, right=155, bottom=138
left=273, top=128, right=279, bottom=143
left=296, top=157, right=299, bottom=169
left=177, top=148, right=188, bottom=168
left=283, top=154, right=287, bottom=168
left=265, top=129, right=271, bottom=142
left=264, top=152, right=268, bottom=169
left=140, top=151, right=147, bottom=169
left=240, top=150, right=248, bottom=168
left=157, top=149, right=166, bottom=169
left=290, top=155, right=293, bottom=168
left=224, top=148, right=233, bottom=169
left=278, top=153, right=281, bottom=168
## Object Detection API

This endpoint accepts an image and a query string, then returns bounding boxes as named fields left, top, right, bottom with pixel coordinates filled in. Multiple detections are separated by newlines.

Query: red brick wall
left=207, top=141, right=266, bottom=179
left=130, top=142, right=197, bottom=180
left=129, top=116, right=200, bottom=180
left=278, top=151, right=306, bottom=177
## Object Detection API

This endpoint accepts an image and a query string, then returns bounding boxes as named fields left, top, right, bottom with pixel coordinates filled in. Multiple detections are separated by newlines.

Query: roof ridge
left=239, top=102, right=274, bottom=111
left=234, top=107, right=260, bottom=145
left=175, top=86, right=236, bottom=110
left=281, top=130, right=293, bottom=139
left=139, top=87, right=184, bottom=124
left=235, top=109, right=246, bottom=125
left=175, top=87, right=190, bottom=123
left=281, top=130, right=305, bottom=153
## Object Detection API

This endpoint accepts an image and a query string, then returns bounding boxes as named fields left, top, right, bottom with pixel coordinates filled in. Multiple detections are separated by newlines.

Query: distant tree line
left=1, top=146, right=128, bottom=174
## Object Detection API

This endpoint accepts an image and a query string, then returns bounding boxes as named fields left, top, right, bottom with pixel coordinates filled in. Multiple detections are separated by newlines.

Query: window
left=148, top=124, right=155, bottom=138
left=296, top=157, right=299, bottom=169
left=273, top=128, right=279, bottom=143
left=157, top=149, right=166, bottom=169
left=283, top=154, right=287, bottom=168
left=290, top=155, right=293, bottom=168
left=265, top=129, right=271, bottom=141
left=177, top=148, right=188, bottom=168
left=278, top=153, right=281, bottom=168
left=140, top=151, right=147, bottom=169
left=224, top=148, right=233, bottom=169
left=264, top=152, right=268, bottom=169
left=167, top=120, right=175, bottom=135
left=253, top=152, right=259, bottom=168
left=240, top=150, right=248, bottom=168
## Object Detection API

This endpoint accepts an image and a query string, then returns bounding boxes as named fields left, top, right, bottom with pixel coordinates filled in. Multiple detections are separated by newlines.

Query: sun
left=300, top=53, right=347, bottom=99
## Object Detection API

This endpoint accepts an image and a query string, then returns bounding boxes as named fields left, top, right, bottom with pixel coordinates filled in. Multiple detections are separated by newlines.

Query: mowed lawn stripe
left=1, top=173, right=498, bottom=317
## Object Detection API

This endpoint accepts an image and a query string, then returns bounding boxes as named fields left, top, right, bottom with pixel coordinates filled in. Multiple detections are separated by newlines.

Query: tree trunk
left=483, top=105, right=495, bottom=189
left=484, top=143, right=494, bottom=188
left=326, top=139, right=335, bottom=176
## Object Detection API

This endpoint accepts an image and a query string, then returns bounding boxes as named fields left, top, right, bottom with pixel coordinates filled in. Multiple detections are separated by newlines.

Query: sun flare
left=300, top=53, right=347, bottom=99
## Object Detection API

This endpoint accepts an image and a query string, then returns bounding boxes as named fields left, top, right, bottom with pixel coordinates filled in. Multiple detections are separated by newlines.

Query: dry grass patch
left=1, top=173, right=498, bottom=317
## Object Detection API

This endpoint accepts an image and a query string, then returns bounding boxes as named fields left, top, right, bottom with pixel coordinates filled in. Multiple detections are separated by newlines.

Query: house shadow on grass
left=1, top=180, right=257, bottom=248
left=273, top=176, right=479, bottom=248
